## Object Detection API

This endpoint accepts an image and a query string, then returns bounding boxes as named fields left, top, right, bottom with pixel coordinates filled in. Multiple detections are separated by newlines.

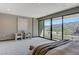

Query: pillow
left=29, top=45, right=35, bottom=50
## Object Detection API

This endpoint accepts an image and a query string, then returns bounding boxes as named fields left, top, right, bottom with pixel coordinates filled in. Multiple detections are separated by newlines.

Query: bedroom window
left=52, top=17, right=62, bottom=40
left=38, top=20, right=44, bottom=37
left=44, top=19, right=51, bottom=39
left=38, top=13, right=79, bottom=41
left=63, top=14, right=79, bottom=40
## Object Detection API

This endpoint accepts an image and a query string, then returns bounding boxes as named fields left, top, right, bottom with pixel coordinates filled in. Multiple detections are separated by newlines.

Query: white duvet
left=0, top=38, right=54, bottom=55
left=46, top=40, right=79, bottom=55
left=31, top=40, right=79, bottom=55
left=0, top=37, right=79, bottom=55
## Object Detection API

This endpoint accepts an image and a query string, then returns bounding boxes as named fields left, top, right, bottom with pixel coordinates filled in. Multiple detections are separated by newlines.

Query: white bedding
left=46, top=40, right=79, bottom=55
left=1, top=37, right=79, bottom=55
left=0, top=37, right=54, bottom=55
left=31, top=40, right=79, bottom=55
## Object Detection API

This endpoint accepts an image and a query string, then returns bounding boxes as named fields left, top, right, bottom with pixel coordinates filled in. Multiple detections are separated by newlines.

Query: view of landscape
left=39, top=20, right=44, bottom=37
left=52, top=17, right=62, bottom=40
left=63, top=14, right=79, bottom=40
left=39, top=13, right=79, bottom=40
left=44, top=20, right=51, bottom=39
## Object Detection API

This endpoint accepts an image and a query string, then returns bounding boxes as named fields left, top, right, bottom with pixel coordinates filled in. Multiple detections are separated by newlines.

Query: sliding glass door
left=38, top=13, right=79, bottom=41
left=63, top=14, right=79, bottom=40
left=44, top=19, right=51, bottom=39
left=38, top=20, right=44, bottom=37
left=52, top=17, right=62, bottom=40
left=38, top=17, right=62, bottom=40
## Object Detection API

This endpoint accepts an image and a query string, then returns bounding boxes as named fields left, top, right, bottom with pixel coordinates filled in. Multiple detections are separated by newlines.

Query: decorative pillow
left=29, top=45, right=35, bottom=50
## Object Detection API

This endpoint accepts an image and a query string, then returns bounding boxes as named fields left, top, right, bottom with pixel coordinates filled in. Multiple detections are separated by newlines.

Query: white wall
left=18, top=17, right=38, bottom=37
left=0, top=13, right=38, bottom=40
left=18, top=17, right=32, bottom=34
left=33, top=18, right=38, bottom=37
left=0, top=14, right=17, bottom=40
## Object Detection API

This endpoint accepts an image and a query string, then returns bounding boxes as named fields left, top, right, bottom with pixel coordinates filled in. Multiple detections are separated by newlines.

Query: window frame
left=38, top=13, right=79, bottom=41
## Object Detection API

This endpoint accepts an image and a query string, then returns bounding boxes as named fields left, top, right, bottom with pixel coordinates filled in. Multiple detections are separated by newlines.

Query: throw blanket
left=32, top=40, right=71, bottom=55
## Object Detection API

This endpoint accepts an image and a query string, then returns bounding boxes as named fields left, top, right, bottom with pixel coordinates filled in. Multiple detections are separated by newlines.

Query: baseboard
left=0, top=39, right=15, bottom=42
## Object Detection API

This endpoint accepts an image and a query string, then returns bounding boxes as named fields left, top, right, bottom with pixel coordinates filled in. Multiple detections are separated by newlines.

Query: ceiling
left=0, top=3, right=79, bottom=18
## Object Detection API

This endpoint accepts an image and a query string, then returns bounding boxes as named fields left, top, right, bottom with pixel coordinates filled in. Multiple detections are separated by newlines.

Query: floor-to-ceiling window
left=38, top=20, right=44, bottom=37
left=44, top=19, right=51, bottom=39
left=38, top=13, right=79, bottom=40
left=63, top=14, right=79, bottom=40
left=52, top=17, right=62, bottom=40
left=38, top=18, right=62, bottom=40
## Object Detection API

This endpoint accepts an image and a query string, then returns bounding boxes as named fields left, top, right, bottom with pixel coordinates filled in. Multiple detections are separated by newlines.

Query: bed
left=30, top=40, right=79, bottom=55
left=0, top=37, right=54, bottom=55
left=0, top=37, right=79, bottom=55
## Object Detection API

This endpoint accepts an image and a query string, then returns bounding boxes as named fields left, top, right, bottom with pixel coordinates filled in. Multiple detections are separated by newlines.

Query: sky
left=45, top=17, right=79, bottom=26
